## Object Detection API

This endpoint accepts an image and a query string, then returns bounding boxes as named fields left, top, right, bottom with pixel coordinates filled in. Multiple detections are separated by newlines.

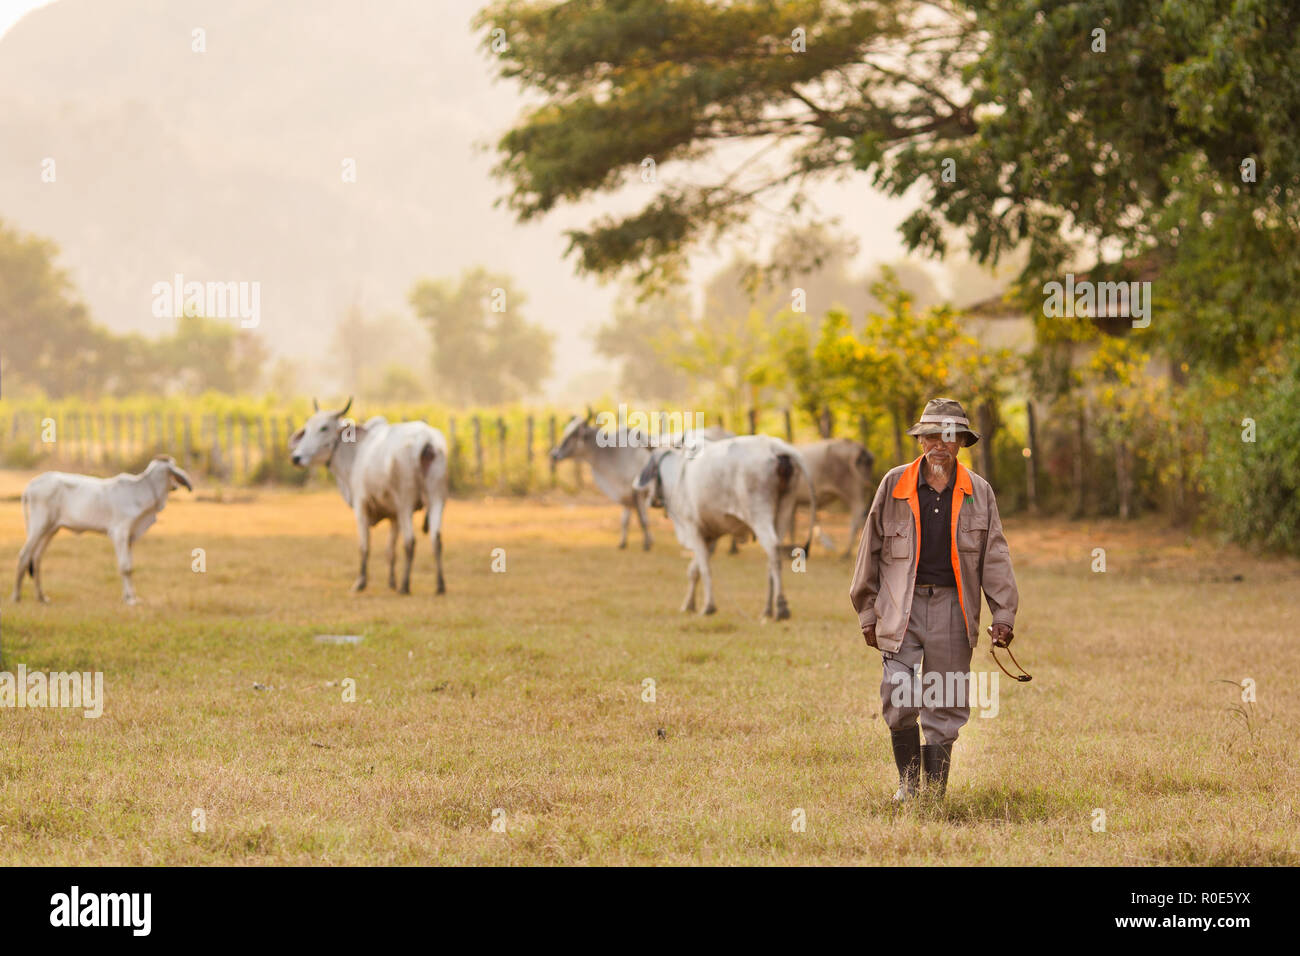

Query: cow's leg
left=386, top=522, right=399, bottom=590
left=352, top=511, right=370, bottom=592
left=29, top=527, right=58, bottom=604
left=681, top=555, right=699, bottom=612
left=424, top=495, right=447, bottom=594
left=754, top=522, right=789, bottom=621
left=697, top=537, right=717, bottom=615
left=434, top=531, right=446, bottom=595
left=109, top=526, right=138, bottom=605
left=777, top=496, right=799, bottom=548
left=15, top=521, right=56, bottom=604
left=634, top=492, right=653, bottom=551
left=12, top=523, right=41, bottom=602
left=398, top=511, right=416, bottom=595
left=618, top=506, right=631, bottom=549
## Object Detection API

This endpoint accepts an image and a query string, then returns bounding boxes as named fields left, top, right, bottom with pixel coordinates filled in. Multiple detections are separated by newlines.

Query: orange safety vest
left=890, top=454, right=975, bottom=634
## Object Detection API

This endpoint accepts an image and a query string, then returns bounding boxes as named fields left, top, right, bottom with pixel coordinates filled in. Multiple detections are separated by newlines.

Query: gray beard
left=924, top=455, right=954, bottom=485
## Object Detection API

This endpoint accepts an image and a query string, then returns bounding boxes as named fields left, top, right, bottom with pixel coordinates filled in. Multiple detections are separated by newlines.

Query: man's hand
left=862, top=623, right=877, bottom=648
left=990, top=623, right=1013, bottom=647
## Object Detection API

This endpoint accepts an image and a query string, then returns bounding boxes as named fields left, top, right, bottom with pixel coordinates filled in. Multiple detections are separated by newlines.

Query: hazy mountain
left=0, top=0, right=944, bottom=399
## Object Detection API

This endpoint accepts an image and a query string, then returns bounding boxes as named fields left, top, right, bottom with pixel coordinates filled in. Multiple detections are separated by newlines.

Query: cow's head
left=633, top=447, right=674, bottom=509
left=550, top=409, right=597, bottom=462
left=290, top=397, right=353, bottom=467
left=151, top=454, right=193, bottom=492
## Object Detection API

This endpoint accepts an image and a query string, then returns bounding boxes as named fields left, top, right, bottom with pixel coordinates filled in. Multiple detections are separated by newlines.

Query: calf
left=13, top=455, right=192, bottom=605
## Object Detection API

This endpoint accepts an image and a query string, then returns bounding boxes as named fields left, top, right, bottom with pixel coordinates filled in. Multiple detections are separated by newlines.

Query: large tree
left=479, top=0, right=1300, bottom=371
left=476, top=0, right=978, bottom=290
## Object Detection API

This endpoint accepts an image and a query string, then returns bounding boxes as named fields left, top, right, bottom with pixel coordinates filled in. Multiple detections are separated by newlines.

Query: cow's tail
left=20, top=489, right=34, bottom=578
left=419, top=443, right=436, bottom=533
left=776, top=451, right=816, bottom=560
left=418, top=442, right=446, bottom=537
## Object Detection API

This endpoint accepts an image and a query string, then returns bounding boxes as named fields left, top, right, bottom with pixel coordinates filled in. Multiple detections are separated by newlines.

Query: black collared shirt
left=915, top=461, right=957, bottom=586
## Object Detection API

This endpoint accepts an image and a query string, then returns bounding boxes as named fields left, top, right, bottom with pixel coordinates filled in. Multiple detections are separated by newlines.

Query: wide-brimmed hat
left=906, top=397, right=980, bottom=446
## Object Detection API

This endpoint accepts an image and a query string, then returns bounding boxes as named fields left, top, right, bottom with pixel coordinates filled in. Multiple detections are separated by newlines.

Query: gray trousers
left=880, top=586, right=973, bottom=746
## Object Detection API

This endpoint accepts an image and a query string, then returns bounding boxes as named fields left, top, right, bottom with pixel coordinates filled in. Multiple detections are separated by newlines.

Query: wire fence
left=0, top=403, right=830, bottom=496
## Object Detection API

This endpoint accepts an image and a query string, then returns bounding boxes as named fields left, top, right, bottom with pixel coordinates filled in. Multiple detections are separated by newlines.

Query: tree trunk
left=891, top=403, right=905, bottom=465
left=977, top=401, right=996, bottom=485
left=1072, top=406, right=1087, bottom=519
left=1025, top=401, right=1039, bottom=515
left=1116, top=438, right=1132, bottom=520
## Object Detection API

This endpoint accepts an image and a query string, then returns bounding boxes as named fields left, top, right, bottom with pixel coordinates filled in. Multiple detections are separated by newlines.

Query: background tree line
left=0, top=217, right=555, bottom=406
left=480, top=0, right=1300, bottom=553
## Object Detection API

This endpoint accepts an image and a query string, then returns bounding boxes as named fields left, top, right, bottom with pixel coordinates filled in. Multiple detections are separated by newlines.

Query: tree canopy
left=479, top=0, right=1300, bottom=371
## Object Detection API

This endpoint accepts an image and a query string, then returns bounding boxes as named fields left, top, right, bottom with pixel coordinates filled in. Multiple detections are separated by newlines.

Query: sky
left=0, top=0, right=52, bottom=39
left=0, top=0, right=947, bottom=401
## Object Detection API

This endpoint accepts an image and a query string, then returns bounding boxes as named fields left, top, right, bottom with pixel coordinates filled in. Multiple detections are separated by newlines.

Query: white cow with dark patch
left=13, top=455, right=193, bottom=605
left=634, top=435, right=815, bottom=620
left=290, top=398, right=448, bottom=595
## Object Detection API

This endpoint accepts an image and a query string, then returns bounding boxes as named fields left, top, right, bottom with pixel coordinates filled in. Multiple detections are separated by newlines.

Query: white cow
left=634, top=435, right=815, bottom=620
left=550, top=412, right=655, bottom=550
left=12, top=455, right=193, bottom=605
left=290, top=398, right=448, bottom=595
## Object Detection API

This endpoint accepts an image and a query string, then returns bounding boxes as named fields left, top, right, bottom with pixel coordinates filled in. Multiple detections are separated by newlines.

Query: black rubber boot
left=890, top=726, right=921, bottom=802
left=921, top=742, right=953, bottom=798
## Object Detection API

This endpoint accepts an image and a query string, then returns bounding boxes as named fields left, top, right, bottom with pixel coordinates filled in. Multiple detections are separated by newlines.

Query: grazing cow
left=290, top=398, right=448, bottom=595
left=779, top=438, right=876, bottom=556
left=12, top=455, right=193, bottom=605
left=634, top=435, right=815, bottom=620
left=550, top=412, right=655, bottom=550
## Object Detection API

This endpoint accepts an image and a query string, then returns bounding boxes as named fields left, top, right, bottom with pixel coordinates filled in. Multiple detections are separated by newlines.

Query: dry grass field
left=0, top=471, right=1297, bottom=865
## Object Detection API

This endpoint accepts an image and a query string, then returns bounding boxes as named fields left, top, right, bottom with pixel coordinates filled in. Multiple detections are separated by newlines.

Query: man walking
left=849, top=398, right=1020, bottom=801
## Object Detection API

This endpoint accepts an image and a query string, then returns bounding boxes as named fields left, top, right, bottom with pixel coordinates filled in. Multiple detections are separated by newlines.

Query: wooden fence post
left=549, top=415, right=557, bottom=487
left=1072, top=405, right=1086, bottom=518
left=748, top=408, right=758, bottom=434
left=447, top=415, right=459, bottom=492
left=497, top=416, right=507, bottom=492
left=473, top=416, right=483, bottom=487
left=525, top=415, right=534, bottom=491
left=784, top=408, right=793, bottom=442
